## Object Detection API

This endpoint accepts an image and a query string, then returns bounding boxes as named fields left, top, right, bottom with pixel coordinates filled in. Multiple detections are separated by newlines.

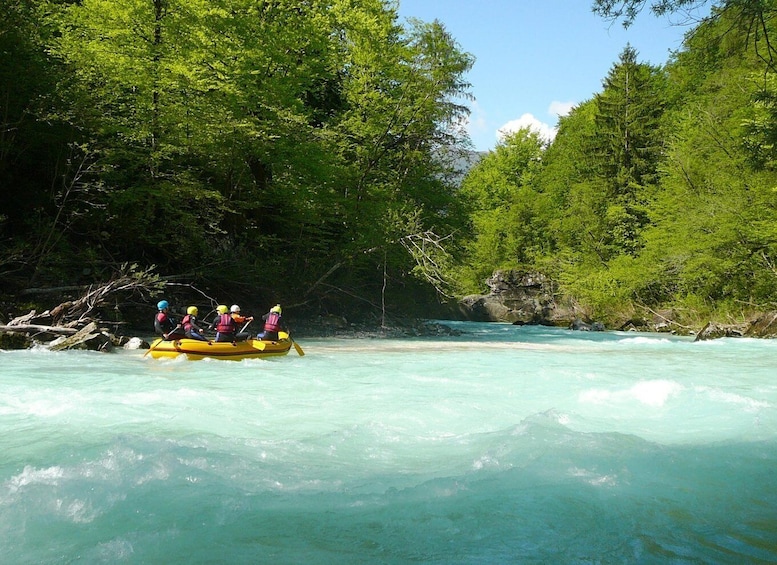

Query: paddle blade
left=144, top=338, right=162, bottom=357
left=292, top=339, right=304, bottom=356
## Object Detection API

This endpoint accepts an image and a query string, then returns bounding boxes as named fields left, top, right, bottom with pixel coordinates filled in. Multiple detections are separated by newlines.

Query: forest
left=461, top=0, right=777, bottom=327
left=1, top=0, right=777, bottom=330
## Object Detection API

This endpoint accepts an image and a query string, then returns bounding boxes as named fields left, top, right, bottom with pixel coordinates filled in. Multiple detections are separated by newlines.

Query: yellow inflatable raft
left=147, top=332, right=293, bottom=361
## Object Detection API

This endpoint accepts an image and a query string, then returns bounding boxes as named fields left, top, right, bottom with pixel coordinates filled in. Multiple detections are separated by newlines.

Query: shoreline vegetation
left=1, top=269, right=774, bottom=353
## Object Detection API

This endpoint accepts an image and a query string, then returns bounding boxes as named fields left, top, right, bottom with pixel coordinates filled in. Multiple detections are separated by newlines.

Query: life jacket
left=215, top=313, right=235, bottom=333
left=155, top=312, right=174, bottom=333
left=263, top=312, right=281, bottom=332
left=181, top=314, right=195, bottom=331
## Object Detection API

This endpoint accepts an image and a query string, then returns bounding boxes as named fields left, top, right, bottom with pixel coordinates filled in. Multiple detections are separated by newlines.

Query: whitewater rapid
left=1, top=322, right=775, bottom=563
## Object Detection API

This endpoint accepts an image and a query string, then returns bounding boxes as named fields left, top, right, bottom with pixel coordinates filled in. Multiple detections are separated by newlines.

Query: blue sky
left=397, top=0, right=710, bottom=151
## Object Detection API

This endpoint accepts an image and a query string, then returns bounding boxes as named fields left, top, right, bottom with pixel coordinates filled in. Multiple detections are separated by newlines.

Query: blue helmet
left=157, top=300, right=169, bottom=310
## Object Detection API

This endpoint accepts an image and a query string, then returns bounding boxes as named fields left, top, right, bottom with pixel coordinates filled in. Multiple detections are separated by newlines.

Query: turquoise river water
left=1, top=321, right=776, bottom=564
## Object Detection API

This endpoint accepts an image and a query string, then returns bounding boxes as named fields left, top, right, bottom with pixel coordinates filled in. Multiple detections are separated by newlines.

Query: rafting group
left=148, top=300, right=303, bottom=360
left=154, top=300, right=284, bottom=343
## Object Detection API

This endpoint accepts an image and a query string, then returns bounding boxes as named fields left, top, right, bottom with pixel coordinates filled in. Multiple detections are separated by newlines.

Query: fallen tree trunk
left=0, top=324, right=78, bottom=335
left=48, top=322, right=102, bottom=352
left=0, top=265, right=214, bottom=351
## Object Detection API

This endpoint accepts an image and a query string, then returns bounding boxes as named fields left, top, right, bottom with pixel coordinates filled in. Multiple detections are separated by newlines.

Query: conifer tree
left=589, top=45, right=666, bottom=257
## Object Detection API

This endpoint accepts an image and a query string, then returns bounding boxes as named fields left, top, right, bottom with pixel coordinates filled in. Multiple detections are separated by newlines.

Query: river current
left=1, top=321, right=775, bottom=564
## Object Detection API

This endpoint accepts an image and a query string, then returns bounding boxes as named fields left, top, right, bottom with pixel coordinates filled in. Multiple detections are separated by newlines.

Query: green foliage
left=592, top=0, right=709, bottom=26
left=9, top=0, right=777, bottom=325
left=108, top=179, right=228, bottom=268
left=0, top=0, right=474, bottom=313
left=451, top=6, right=777, bottom=323
left=456, top=129, right=548, bottom=293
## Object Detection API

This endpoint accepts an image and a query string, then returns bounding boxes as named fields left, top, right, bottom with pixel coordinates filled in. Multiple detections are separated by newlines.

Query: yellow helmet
left=270, top=304, right=282, bottom=314
left=187, top=306, right=198, bottom=316
left=216, top=304, right=228, bottom=314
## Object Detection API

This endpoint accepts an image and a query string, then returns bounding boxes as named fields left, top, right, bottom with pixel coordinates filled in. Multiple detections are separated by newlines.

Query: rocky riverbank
left=2, top=268, right=776, bottom=351
left=450, top=269, right=777, bottom=340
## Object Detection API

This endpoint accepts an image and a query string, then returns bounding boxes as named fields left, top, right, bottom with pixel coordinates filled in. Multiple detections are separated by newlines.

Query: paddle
left=144, top=337, right=162, bottom=357
left=144, top=322, right=183, bottom=357
left=290, top=335, right=305, bottom=356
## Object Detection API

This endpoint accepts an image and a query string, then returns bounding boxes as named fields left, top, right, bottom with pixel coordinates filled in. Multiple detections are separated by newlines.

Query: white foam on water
left=60, top=497, right=97, bottom=523
left=568, top=467, right=619, bottom=487
left=579, top=379, right=683, bottom=407
left=6, top=465, right=65, bottom=493
left=616, top=336, right=675, bottom=345
left=697, top=386, right=771, bottom=411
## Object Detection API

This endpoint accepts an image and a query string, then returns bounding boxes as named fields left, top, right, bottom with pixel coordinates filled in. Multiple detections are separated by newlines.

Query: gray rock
left=457, top=269, right=584, bottom=326
left=694, top=321, right=746, bottom=342
left=569, top=319, right=605, bottom=331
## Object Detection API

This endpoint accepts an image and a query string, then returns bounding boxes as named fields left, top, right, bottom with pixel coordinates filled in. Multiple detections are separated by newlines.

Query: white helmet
left=230, top=304, right=241, bottom=313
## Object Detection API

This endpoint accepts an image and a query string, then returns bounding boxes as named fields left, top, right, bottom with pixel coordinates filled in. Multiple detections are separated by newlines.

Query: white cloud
left=548, top=100, right=575, bottom=117
left=497, top=113, right=556, bottom=143
left=496, top=101, right=578, bottom=145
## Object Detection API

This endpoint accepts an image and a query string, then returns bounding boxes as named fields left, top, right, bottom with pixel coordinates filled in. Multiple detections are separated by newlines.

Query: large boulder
left=569, top=318, right=605, bottom=331
left=0, top=331, right=32, bottom=350
left=695, top=313, right=777, bottom=341
left=744, top=312, right=777, bottom=338
left=693, top=321, right=746, bottom=341
left=456, top=270, right=583, bottom=326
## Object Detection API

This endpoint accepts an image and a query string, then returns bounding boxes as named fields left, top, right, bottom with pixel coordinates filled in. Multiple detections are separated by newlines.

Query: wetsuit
left=155, top=311, right=185, bottom=340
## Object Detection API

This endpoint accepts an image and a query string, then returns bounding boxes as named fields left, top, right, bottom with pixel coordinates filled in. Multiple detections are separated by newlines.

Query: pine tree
left=589, top=45, right=666, bottom=257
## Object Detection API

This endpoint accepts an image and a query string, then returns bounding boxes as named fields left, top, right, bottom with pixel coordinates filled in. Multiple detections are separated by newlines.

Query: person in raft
left=210, top=304, right=236, bottom=342
left=257, top=304, right=285, bottom=341
left=181, top=306, right=208, bottom=341
left=229, top=304, right=254, bottom=341
left=154, top=300, right=185, bottom=341
left=210, top=304, right=252, bottom=342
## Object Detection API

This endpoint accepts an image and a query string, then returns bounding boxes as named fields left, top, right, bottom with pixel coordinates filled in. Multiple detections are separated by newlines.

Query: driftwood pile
left=0, top=265, right=160, bottom=352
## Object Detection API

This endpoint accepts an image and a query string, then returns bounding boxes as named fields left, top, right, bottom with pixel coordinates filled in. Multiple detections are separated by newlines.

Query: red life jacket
left=155, top=312, right=174, bottom=332
left=216, top=313, right=235, bottom=333
left=263, top=312, right=281, bottom=332
left=181, top=314, right=194, bottom=331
